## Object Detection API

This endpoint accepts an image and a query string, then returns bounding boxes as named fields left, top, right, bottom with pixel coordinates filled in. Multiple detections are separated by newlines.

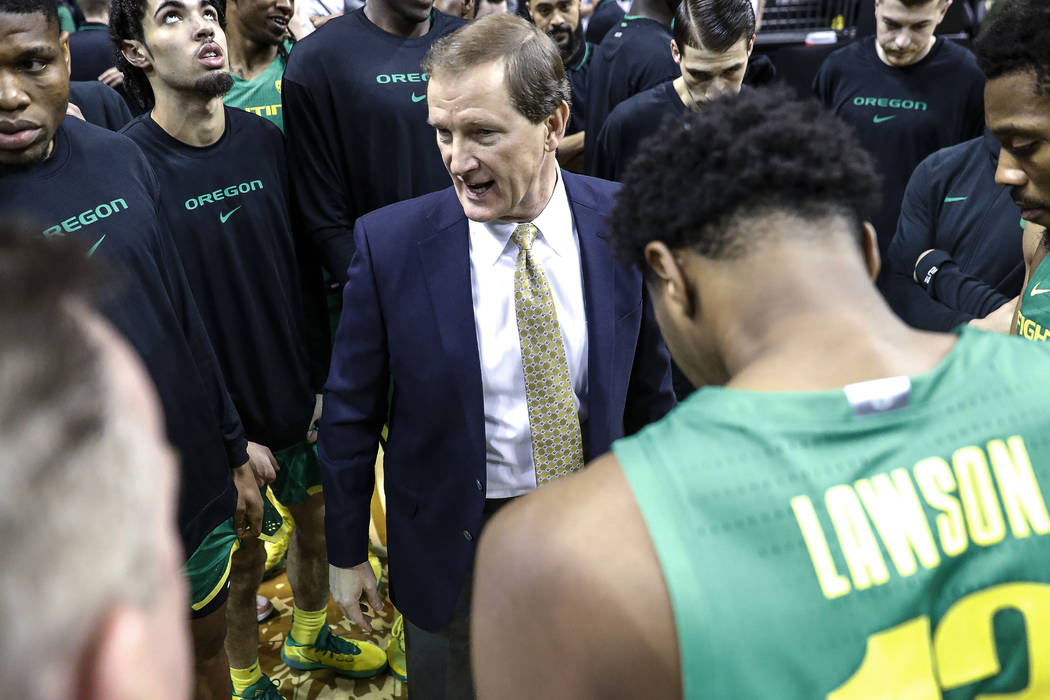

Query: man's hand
left=97, top=67, right=125, bottom=89
left=968, top=296, right=1019, bottom=334
left=330, top=561, right=385, bottom=631
left=310, top=12, right=341, bottom=28
left=231, top=463, right=264, bottom=538
left=65, top=102, right=85, bottom=121
left=247, top=440, right=280, bottom=487
left=307, top=393, right=322, bottom=444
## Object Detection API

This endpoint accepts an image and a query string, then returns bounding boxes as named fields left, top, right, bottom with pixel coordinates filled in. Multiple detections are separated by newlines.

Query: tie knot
left=512, top=223, right=538, bottom=252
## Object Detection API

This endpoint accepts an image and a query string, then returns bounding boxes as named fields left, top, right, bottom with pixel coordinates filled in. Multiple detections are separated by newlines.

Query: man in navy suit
left=318, top=13, right=675, bottom=698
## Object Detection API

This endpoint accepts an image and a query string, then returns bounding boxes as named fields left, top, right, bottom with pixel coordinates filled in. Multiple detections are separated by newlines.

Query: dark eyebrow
left=154, top=0, right=185, bottom=18
left=992, top=124, right=1040, bottom=141
left=17, top=46, right=58, bottom=60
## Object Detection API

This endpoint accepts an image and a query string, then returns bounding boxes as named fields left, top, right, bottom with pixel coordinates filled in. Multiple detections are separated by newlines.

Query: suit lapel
left=418, top=193, right=486, bottom=453
left=565, top=173, right=615, bottom=460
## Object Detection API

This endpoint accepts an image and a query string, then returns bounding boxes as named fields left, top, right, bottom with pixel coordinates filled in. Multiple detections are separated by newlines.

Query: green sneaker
left=232, top=674, right=283, bottom=699
left=280, top=622, right=388, bottom=678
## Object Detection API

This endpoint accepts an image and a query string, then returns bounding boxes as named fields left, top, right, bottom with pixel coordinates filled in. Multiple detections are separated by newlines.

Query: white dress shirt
left=468, top=172, right=589, bottom=498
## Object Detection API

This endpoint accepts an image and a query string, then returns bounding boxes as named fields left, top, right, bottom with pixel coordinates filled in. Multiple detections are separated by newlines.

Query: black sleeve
left=812, top=59, right=832, bottom=104
left=919, top=253, right=1013, bottom=318
left=283, top=75, right=357, bottom=284
left=591, top=112, right=623, bottom=182
left=100, top=85, right=134, bottom=131
left=277, top=134, right=332, bottom=391
left=884, top=161, right=975, bottom=330
left=152, top=212, right=249, bottom=467
left=960, top=69, right=986, bottom=143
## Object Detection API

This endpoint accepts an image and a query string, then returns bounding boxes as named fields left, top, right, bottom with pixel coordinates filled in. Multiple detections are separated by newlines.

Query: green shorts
left=185, top=518, right=239, bottom=618
left=184, top=488, right=288, bottom=617
left=272, top=441, right=323, bottom=506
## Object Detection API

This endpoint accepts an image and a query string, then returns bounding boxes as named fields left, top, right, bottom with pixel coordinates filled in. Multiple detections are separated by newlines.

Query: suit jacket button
left=463, top=530, right=473, bottom=541
left=474, top=479, right=483, bottom=492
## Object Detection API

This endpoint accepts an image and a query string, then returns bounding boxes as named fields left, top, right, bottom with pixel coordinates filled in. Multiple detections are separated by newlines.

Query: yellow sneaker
left=263, top=491, right=294, bottom=579
left=280, top=622, right=387, bottom=678
left=368, top=551, right=383, bottom=590
left=387, top=612, right=407, bottom=683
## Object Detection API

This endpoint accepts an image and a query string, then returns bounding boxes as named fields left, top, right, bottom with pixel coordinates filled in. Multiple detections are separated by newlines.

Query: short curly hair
left=110, top=0, right=228, bottom=110
left=974, top=0, right=1050, bottom=96
left=0, top=0, right=59, bottom=34
left=610, top=86, right=882, bottom=268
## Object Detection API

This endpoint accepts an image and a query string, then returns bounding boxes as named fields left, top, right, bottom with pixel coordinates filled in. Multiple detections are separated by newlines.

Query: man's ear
left=121, top=39, right=152, bottom=71
left=746, top=34, right=755, bottom=56
left=861, top=221, right=881, bottom=281
left=644, top=241, right=695, bottom=317
left=670, top=39, right=681, bottom=65
left=79, top=605, right=150, bottom=700
left=461, top=0, right=475, bottom=17
left=936, top=0, right=952, bottom=25
left=60, top=31, right=71, bottom=73
left=544, top=101, right=570, bottom=152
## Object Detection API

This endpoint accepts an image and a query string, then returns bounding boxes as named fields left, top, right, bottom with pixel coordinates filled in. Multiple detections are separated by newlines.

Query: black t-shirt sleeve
left=591, top=108, right=624, bottom=181
left=884, top=158, right=975, bottom=330
left=927, top=259, right=1013, bottom=319
left=283, top=75, right=357, bottom=284
left=68, top=81, right=134, bottom=131
left=151, top=208, right=250, bottom=467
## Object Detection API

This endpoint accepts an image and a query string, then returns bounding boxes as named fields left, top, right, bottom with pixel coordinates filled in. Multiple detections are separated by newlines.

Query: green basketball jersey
left=614, top=327, right=1050, bottom=699
left=1016, top=253, right=1050, bottom=342
left=224, top=43, right=290, bottom=131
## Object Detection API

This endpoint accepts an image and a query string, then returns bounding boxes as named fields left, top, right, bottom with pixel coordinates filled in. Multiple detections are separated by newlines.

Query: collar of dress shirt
left=474, top=168, right=574, bottom=267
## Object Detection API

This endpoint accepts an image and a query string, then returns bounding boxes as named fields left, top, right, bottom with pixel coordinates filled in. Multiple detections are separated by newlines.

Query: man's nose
left=192, top=13, right=215, bottom=41
left=449, top=138, right=479, bottom=176
left=995, top=149, right=1027, bottom=189
left=0, top=71, right=30, bottom=113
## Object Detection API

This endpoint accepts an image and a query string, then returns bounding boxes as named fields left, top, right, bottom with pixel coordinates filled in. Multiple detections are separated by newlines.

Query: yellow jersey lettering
left=855, top=469, right=940, bottom=577
left=987, top=436, right=1050, bottom=538
left=953, top=446, right=1007, bottom=546
left=913, top=456, right=968, bottom=556
left=791, top=495, right=851, bottom=599
left=826, top=485, right=890, bottom=590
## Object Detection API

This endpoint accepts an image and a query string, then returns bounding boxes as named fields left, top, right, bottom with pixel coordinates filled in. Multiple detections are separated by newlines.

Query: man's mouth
left=268, top=14, right=289, bottom=31
left=0, top=120, right=43, bottom=151
left=464, top=180, right=494, bottom=198
left=198, top=42, right=225, bottom=68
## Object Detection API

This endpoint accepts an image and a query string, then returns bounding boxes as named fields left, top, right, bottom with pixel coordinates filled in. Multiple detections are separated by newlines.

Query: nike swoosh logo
left=944, top=196, right=968, bottom=203
left=87, top=234, right=106, bottom=257
left=411, top=92, right=426, bottom=103
left=219, top=206, right=241, bottom=223
left=1032, top=283, right=1050, bottom=296
left=873, top=115, right=896, bottom=124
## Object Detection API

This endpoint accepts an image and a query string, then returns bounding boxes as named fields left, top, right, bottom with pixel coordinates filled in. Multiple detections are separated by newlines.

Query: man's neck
left=364, top=3, right=431, bottom=38
left=875, top=35, right=936, bottom=68
left=625, top=0, right=672, bottom=27
left=713, top=245, right=955, bottom=392
left=505, top=157, right=559, bottom=223
left=82, top=12, right=108, bottom=23
left=227, top=30, right=280, bottom=80
left=672, top=76, right=695, bottom=111
left=151, top=91, right=225, bottom=147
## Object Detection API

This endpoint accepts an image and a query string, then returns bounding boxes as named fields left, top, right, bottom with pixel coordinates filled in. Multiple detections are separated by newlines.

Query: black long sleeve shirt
left=123, top=108, right=321, bottom=450
left=583, top=15, right=678, bottom=175
left=885, top=131, right=1024, bottom=330
left=282, top=9, right=465, bottom=283
left=0, top=118, right=244, bottom=555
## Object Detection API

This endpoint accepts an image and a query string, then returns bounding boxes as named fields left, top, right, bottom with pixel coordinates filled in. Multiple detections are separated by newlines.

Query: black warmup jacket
left=122, top=108, right=322, bottom=450
left=282, top=9, right=466, bottom=283
left=0, top=118, right=245, bottom=555
left=885, top=131, right=1024, bottom=330
left=813, top=37, right=985, bottom=257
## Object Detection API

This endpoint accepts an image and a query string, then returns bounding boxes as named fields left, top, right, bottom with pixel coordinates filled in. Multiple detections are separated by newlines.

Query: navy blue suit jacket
left=318, top=170, right=675, bottom=631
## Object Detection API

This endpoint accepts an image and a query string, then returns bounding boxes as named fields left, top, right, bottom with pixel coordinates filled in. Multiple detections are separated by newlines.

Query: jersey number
left=829, top=582, right=1050, bottom=699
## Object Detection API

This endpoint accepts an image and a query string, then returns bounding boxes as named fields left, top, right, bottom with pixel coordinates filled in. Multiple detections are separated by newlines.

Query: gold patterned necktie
left=511, top=223, right=584, bottom=484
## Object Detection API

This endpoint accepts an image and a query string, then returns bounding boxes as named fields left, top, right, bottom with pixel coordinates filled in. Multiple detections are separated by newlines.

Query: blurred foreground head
left=0, top=220, right=190, bottom=700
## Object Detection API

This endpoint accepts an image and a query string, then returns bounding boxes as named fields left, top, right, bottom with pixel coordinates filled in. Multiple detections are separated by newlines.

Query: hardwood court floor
left=257, top=554, right=405, bottom=699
